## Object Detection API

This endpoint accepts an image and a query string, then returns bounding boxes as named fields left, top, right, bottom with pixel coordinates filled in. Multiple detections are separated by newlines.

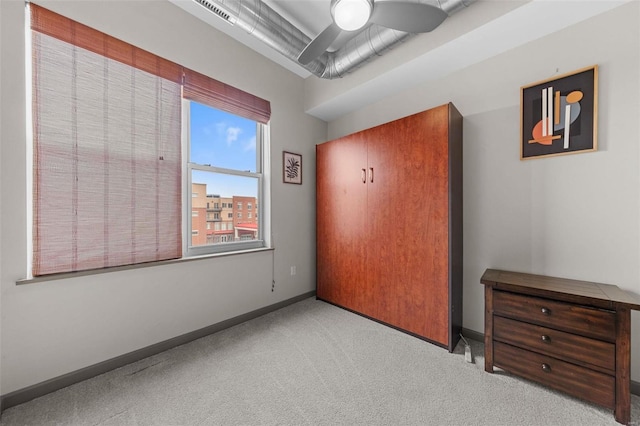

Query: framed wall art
left=283, top=151, right=302, bottom=184
left=521, top=65, right=598, bottom=160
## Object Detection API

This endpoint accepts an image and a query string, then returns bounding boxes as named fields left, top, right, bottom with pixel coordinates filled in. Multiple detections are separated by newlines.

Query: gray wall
left=327, top=2, right=640, bottom=381
left=0, top=0, right=3, bottom=408
left=0, top=0, right=326, bottom=394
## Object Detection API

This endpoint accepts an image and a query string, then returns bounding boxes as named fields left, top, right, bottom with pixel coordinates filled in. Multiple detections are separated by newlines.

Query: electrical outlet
left=290, top=266, right=296, bottom=276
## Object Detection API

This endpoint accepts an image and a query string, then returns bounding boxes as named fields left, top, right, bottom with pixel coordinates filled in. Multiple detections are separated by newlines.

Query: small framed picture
left=283, top=151, right=302, bottom=184
left=521, top=65, right=598, bottom=160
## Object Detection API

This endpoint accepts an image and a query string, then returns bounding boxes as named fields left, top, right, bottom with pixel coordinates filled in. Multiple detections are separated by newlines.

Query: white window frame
left=182, top=99, right=270, bottom=256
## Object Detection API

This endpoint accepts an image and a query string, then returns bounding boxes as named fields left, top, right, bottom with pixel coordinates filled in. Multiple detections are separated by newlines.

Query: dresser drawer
left=493, top=290, right=615, bottom=342
left=493, top=341, right=615, bottom=409
left=493, top=316, right=615, bottom=373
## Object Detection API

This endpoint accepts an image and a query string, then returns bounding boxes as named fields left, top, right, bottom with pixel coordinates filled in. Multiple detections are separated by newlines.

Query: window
left=185, top=100, right=268, bottom=255
left=29, top=4, right=271, bottom=276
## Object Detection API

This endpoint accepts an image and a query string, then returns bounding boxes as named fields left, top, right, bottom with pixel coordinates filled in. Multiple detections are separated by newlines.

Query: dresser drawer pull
left=541, top=307, right=551, bottom=315
left=541, top=363, right=551, bottom=372
left=541, top=335, right=551, bottom=342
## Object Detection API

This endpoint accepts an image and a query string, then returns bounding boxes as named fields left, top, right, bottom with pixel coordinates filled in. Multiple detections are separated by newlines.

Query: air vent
left=194, top=0, right=237, bottom=25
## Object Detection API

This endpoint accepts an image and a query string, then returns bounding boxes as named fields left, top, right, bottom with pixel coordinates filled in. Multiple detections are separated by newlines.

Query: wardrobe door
left=367, top=105, right=451, bottom=346
left=316, top=133, right=371, bottom=315
left=364, top=118, right=400, bottom=327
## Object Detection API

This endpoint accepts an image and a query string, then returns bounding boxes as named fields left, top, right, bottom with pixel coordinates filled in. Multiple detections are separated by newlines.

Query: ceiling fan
left=297, top=0, right=448, bottom=65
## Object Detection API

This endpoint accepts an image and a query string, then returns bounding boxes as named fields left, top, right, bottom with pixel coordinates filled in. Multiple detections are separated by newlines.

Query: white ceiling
left=169, top=0, right=631, bottom=122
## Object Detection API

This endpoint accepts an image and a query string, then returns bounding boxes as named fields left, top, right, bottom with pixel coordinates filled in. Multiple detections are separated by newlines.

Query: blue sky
left=190, top=101, right=258, bottom=198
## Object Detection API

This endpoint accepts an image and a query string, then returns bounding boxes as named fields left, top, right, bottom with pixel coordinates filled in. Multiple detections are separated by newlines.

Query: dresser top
left=481, top=269, right=640, bottom=311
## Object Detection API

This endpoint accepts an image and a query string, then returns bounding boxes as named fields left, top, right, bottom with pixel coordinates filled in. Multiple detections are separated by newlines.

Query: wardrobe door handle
left=369, top=167, right=374, bottom=183
left=361, top=168, right=366, bottom=184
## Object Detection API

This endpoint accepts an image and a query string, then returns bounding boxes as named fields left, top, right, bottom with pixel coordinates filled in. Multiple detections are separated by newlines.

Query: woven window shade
left=31, top=5, right=182, bottom=276
left=183, top=69, right=271, bottom=124
left=30, top=4, right=183, bottom=83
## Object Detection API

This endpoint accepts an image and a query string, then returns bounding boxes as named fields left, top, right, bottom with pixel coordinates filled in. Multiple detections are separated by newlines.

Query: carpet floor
left=1, top=297, right=638, bottom=425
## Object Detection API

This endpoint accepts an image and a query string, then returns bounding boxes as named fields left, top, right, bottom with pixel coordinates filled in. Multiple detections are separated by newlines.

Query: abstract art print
left=521, top=65, right=598, bottom=160
left=283, top=151, right=302, bottom=184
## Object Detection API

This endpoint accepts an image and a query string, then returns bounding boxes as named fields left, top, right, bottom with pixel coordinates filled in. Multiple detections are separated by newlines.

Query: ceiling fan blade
left=370, top=1, right=448, bottom=33
left=297, top=23, right=342, bottom=65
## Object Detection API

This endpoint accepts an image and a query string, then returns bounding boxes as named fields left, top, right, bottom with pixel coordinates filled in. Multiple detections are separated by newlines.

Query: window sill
left=17, top=247, right=274, bottom=285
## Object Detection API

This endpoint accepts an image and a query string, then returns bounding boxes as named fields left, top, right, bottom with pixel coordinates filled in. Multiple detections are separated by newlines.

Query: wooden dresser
left=481, top=269, right=640, bottom=424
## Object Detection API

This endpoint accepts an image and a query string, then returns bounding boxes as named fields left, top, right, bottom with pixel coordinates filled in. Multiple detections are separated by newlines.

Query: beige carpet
left=1, top=297, right=638, bottom=425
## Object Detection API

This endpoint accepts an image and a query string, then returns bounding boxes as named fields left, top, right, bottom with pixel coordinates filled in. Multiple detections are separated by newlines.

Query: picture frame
left=521, top=65, right=598, bottom=160
left=283, top=151, right=302, bottom=184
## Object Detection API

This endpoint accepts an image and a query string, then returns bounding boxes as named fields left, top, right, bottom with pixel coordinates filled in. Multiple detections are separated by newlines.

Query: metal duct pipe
left=203, top=0, right=330, bottom=74
left=321, top=24, right=410, bottom=79
left=199, top=0, right=475, bottom=79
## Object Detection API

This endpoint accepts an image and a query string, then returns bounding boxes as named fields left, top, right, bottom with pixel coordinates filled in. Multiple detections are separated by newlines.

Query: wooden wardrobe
left=316, top=103, right=463, bottom=351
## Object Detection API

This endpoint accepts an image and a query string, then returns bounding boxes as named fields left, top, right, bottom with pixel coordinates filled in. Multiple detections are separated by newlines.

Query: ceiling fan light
left=331, top=0, right=372, bottom=31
